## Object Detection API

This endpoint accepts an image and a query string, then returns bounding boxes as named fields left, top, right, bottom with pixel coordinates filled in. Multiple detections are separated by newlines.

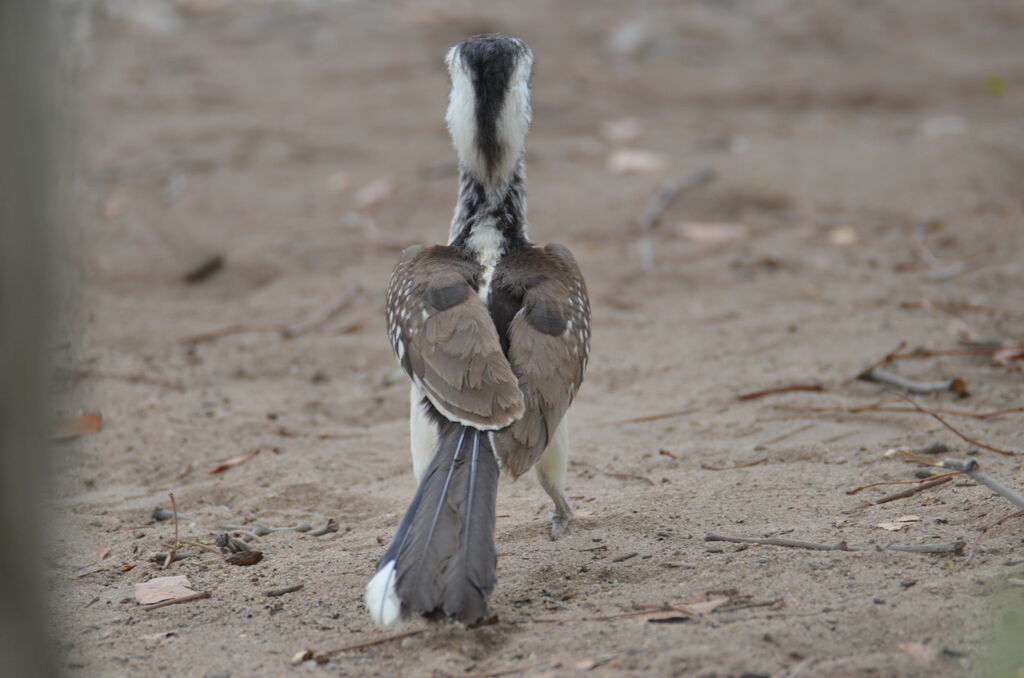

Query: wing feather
left=386, top=246, right=525, bottom=429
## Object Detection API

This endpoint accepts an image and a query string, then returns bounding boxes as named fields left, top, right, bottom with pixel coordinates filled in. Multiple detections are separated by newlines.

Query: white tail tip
left=365, top=560, right=401, bottom=628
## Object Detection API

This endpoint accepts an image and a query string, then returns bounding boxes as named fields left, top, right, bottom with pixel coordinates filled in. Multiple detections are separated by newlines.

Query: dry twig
left=264, top=584, right=304, bottom=597
left=858, top=367, right=967, bottom=397
left=846, top=472, right=958, bottom=496
left=612, top=407, right=699, bottom=425
left=280, top=288, right=362, bottom=340
left=54, top=367, right=185, bottom=391
left=162, top=493, right=179, bottom=569
left=844, top=475, right=954, bottom=514
left=317, top=630, right=425, bottom=659
left=737, top=383, right=825, bottom=401
left=705, top=533, right=963, bottom=555
left=940, top=459, right=1024, bottom=509
left=142, top=591, right=211, bottom=611
left=635, top=168, right=717, bottom=233
left=892, top=393, right=1016, bottom=456
left=701, top=458, right=768, bottom=471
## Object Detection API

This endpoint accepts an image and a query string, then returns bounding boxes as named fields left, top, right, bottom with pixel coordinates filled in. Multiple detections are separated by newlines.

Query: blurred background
left=39, top=1, right=1024, bottom=676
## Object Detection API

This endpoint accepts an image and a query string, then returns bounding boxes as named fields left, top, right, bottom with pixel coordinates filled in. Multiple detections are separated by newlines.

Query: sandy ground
left=52, top=1, right=1024, bottom=676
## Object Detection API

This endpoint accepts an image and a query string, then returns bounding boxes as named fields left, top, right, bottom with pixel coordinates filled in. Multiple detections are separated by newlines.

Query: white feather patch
left=365, top=560, right=402, bottom=628
left=445, top=47, right=481, bottom=177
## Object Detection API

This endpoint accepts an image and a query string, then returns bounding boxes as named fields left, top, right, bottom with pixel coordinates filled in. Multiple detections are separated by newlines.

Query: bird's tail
left=365, top=426, right=499, bottom=627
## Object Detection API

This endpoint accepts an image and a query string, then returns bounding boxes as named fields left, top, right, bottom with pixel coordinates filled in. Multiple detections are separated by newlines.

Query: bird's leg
left=535, top=421, right=573, bottom=540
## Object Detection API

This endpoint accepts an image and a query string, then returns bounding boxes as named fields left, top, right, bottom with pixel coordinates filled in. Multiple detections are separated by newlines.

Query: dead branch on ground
left=846, top=472, right=958, bottom=495
left=857, top=367, right=967, bottom=397
left=844, top=475, right=954, bottom=514
left=701, top=458, right=768, bottom=471
left=142, top=591, right=211, bottom=611
left=55, top=366, right=185, bottom=391
left=940, top=459, right=1024, bottom=509
left=161, top=493, right=179, bottom=569
left=891, top=393, right=1016, bottom=456
left=705, top=533, right=963, bottom=555
left=635, top=168, right=717, bottom=233
left=777, top=400, right=1024, bottom=420
left=280, top=288, right=363, bottom=339
left=611, top=407, right=700, bottom=425
left=737, top=383, right=825, bottom=401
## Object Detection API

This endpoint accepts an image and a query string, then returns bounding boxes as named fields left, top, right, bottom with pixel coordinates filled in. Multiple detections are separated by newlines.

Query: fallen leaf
left=875, top=515, right=921, bottom=532
left=600, top=118, right=645, bottom=144
left=353, top=177, right=395, bottom=212
left=134, top=575, right=196, bottom=605
left=829, top=226, right=858, bottom=246
left=53, top=413, right=103, bottom=441
left=675, top=221, right=750, bottom=243
left=682, top=596, right=729, bottom=615
left=607, top=149, right=667, bottom=175
left=897, top=641, right=938, bottom=665
left=209, top=449, right=259, bottom=474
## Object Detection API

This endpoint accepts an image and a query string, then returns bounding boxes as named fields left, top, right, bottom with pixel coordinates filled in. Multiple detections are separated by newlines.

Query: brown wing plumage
left=386, top=245, right=525, bottom=429
left=492, top=244, right=591, bottom=477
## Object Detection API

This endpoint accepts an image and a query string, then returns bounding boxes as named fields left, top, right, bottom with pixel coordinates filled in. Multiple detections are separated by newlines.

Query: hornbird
left=365, top=34, right=591, bottom=628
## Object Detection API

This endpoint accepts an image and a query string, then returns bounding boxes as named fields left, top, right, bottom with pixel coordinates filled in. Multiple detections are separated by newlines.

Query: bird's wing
left=494, top=244, right=591, bottom=477
left=386, top=245, right=525, bottom=429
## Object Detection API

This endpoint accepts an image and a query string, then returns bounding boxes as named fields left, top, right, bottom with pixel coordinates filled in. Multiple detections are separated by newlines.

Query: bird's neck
left=448, top=160, right=529, bottom=267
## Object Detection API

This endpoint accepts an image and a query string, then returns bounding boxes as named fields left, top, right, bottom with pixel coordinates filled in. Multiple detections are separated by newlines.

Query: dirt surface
left=53, top=1, right=1024, bottom=676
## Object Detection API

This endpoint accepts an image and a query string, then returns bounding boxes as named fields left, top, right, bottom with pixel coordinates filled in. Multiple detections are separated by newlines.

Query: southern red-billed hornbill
left=365, top=34, right=591, bottom=627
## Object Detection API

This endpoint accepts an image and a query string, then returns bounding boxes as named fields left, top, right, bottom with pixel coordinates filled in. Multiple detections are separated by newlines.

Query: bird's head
left=445, top=34, right=533, bottom=186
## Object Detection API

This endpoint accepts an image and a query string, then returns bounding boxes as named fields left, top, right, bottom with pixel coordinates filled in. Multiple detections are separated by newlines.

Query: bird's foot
left=548, top=507, right=573, bottom=541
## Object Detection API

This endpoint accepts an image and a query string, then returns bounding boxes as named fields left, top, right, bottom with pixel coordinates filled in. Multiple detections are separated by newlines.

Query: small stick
left=873, top=475, right=954, bottom=504
left=701, top=458, right=768, bottom=471
left=763, top=423, right=814, bottom=445
left=183, top=254, right=224, bottom=284
left=843, top=341, right=906, bottom=385
left=280, top=288, right=362, bottom=340
left=179, top=323, right=283, bottom=345
left=612, top=407, right=700, bottom=425
left=846, top=472, right=958, bottom=495
left=635, top=168, right=717, bottom=233
left=706, top=533, right=964, bottom=555
left=885, top=541, right=964, bottom=555
left=957, top=510, right=1024, bottom=570
left=925, top=247, right=998, bottom=281
left=264, top=584, right=304, bottom=598
left=900, top=299, right=1023, bottom=319
left=143, top=591, right=211, bottom=611
left=888, top=346, right=1007, bottom=360
left=318, top=629, right=424, bottom=658
left=941, top=459, right=1024, bottom=509
left=781, top=402, right=1024, bottom=420
left=858, top=367, right=967, bottom=396
left=54, top=367, right=185, bottom=392
left=602, top=471, right=656, bottom=486
left=844, top=475, right=953, bottom=514
left=892, top=393, right=1016, bottom=456
left=163, top=493, right=179, bottom=570
left=308, top=519, right=339, bottom=537
left=737, top=383, right=825, bottom=401
left=706, top=533, right=850, bottom=551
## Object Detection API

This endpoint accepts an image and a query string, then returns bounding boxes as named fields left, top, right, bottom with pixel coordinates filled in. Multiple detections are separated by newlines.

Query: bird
left=364, top=34, right=591, bottom=628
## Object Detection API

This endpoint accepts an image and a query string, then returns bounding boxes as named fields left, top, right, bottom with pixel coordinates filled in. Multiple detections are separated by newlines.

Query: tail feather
left=365, top=425, right=499, bottom=627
